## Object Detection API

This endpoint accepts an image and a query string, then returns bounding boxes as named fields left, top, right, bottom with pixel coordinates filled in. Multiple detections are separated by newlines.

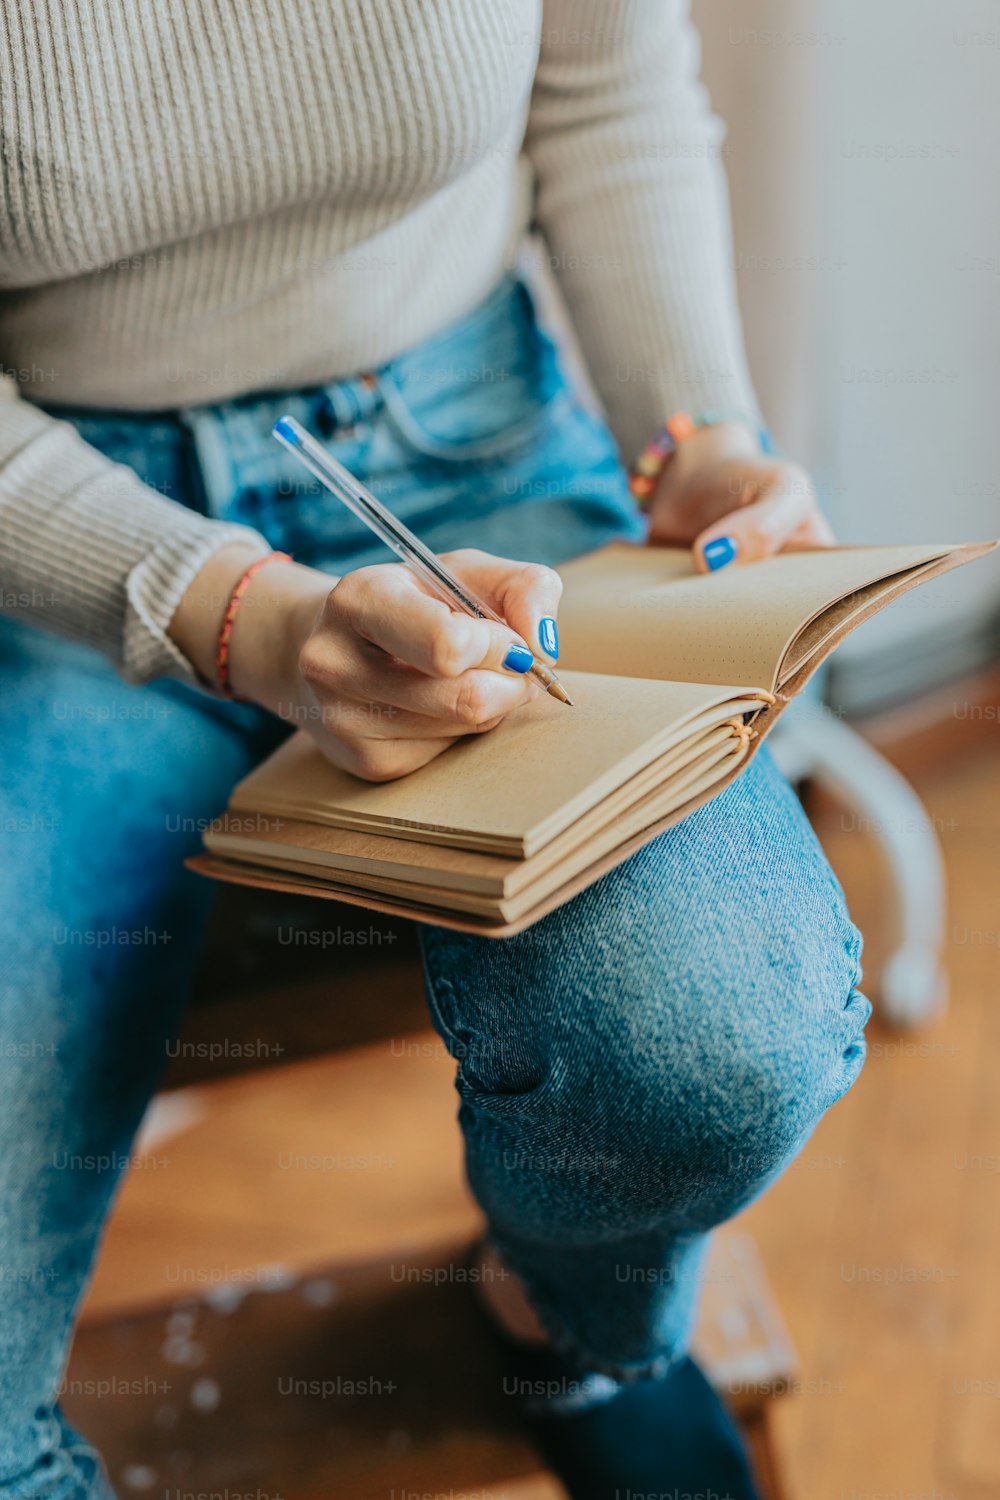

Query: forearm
left=527, top=0, right=760, bottom=460
left=0, top=383, right=271, bottom=681
left=167, top=545, right=333, bottom=710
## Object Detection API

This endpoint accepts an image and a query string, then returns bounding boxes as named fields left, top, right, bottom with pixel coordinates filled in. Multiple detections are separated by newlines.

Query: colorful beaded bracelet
left=628, top=412, right=699, bottom=505
left=215, top=551, right=292, bottom=699
left=628, top=409, right=774, bottom=508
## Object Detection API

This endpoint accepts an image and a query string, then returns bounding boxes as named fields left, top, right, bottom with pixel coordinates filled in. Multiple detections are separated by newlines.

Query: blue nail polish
left=538, top=616, right=560, bottom=660
left=503, top=643, right=534, bottom=674
left=703, top=536, right=738, bottom=572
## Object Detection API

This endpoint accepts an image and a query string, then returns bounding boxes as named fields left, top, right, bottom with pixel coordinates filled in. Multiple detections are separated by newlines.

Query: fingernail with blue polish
left=703, top=536, right=738, bottom=572
left=503, top=643, right=534, bottom=674
left=538, top=616, right=559, bottom=660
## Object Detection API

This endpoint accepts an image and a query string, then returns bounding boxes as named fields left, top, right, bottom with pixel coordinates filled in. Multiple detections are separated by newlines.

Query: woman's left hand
left=644, top=420, right=835, bottom=572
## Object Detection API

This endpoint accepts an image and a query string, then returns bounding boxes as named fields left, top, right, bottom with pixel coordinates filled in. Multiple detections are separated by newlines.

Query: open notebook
left=190, top=539, right=995, bottom=934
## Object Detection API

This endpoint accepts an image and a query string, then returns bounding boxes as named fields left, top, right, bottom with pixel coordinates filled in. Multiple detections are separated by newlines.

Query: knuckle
left=330, top=565, right=391, bottom=617
left=524, top=562, right=562, bottom=597
left=298, top=638, right=334, bottom=689
left=452, top=675, right=497, bottom=729
left=748, top=515, right=784, bottom=549
left=328, top=569, right=358, bottom=603
left=426, top=621, right=472, bottom=678
left=323, top=575, right=355, bottom=626
left=440, top=547, right=485, bottom=571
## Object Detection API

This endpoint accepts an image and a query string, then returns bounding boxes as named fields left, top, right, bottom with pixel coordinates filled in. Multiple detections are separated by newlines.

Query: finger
left=327, top=565, right=536, bottom=679
left=796, top=509, right=837, bottom=547
left=693, top=481, right=832, bottom=573
left=346, top=654, right=539, bottom=729
left=306, top=691, right=513, bottom=742
left=389, top=660, right=539, bottom=731
left=297, top=625, right=537, bottom=737
left=439, top=549, right=564, bottom=661
left=320, top=731, right=461, bottom=783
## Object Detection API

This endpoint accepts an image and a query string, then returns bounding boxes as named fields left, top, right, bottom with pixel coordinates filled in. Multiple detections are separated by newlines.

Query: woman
left=0, top=2, right=868, bottom=1496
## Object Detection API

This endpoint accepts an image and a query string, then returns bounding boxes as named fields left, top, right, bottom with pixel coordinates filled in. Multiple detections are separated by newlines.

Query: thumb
left=440, top=549, right=564, bottom=663
left=469, top=617, right=540, bottom=679
left=693, top=478, right=818, bottom=574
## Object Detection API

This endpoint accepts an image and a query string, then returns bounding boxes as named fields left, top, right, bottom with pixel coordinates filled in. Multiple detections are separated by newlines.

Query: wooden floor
left=747, top=740, right=1000, bottom=1499
left=74, top=738, right=1000, bottom=1498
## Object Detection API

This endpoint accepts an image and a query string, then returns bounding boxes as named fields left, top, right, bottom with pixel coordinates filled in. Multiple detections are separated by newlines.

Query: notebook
left=189, top=539, right=995, bottom=935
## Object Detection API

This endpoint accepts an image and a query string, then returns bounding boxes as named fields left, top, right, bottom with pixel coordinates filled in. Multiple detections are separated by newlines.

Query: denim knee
left=422, top=750, right=872, bottom=1252
left=572, top=927, right=870, bottom=1236
left=429, top=870, right=869, bottom=1249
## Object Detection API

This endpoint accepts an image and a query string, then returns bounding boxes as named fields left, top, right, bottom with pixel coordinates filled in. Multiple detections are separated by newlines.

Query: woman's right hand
left=171, top=543, right=563, bottom=782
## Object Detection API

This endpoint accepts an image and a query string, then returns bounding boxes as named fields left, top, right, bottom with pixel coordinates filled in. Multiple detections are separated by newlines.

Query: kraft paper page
left=555, top=542, right=959, bottom=691
left=209, top=721, right=744, bottom=899
left=228, top=671, right=764, bottom=857
left=213, top=728, right=751, bottom=924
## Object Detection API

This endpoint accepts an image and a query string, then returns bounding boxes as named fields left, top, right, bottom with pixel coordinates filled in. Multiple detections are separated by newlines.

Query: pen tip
left=273, top=415, right=300, bottom=446
left=548, top=682, right=574, bottom=706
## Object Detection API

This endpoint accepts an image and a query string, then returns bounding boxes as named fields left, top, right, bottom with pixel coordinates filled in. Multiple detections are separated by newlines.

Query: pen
left=272, top=414, right=573, bottom=706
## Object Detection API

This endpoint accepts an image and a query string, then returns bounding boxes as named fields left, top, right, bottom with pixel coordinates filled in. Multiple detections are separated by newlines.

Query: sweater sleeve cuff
left=124, top=514, right=272, bottom=685
left=0, top=388, right=272, bottom=685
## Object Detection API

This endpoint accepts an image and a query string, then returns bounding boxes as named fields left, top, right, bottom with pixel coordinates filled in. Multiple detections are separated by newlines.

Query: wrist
left=649, top=421, right=764, bottom=513
left=226, top=559, right=333, bottom=714
left=167, top=542, right=334, bottom=711
left=168, top=542, right=270, bottom=686
left=630, top=411, right=768, bottom=509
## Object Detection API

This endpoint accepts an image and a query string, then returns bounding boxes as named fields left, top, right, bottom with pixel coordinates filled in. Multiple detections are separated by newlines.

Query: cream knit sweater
left=0, top=0, right=758, bottom=683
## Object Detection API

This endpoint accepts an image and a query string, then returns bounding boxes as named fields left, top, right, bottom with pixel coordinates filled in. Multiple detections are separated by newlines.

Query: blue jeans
left=0, top=277, right=869, bottom=1498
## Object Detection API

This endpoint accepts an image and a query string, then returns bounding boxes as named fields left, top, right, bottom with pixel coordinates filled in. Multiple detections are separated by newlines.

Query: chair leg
left=770, top=711, right=948, bottom=1026
left=741, top=1405, right=791, bottom=1500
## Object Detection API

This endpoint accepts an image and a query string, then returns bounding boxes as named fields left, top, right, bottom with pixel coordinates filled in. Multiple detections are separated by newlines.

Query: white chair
left=770, top=709, right=947, bottom=1026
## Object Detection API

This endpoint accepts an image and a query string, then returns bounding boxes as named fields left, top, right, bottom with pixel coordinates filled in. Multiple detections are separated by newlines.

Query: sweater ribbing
left=0, top=0, right=758, bottom=682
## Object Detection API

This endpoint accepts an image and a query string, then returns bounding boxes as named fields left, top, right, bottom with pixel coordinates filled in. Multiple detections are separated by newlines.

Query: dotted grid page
left=556, top=542, right=953, bottom=690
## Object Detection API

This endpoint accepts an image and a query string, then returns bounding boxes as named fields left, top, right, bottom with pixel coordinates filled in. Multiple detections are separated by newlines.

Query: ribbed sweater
left=0, top=0, right=758, bottom=683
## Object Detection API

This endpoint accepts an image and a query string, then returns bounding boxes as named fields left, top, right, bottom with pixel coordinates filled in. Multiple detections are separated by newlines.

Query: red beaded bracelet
left=215, top=551, right=292, bottom=698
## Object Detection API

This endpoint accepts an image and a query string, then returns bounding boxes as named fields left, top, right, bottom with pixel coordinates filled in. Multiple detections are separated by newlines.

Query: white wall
left=695, top=0, right=1000, bottom=694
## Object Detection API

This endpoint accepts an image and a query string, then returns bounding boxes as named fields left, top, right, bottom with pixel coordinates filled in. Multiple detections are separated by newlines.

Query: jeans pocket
left=176, top=402, right=285, bottom=537
left=378, top=277, right=572, bottom=469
